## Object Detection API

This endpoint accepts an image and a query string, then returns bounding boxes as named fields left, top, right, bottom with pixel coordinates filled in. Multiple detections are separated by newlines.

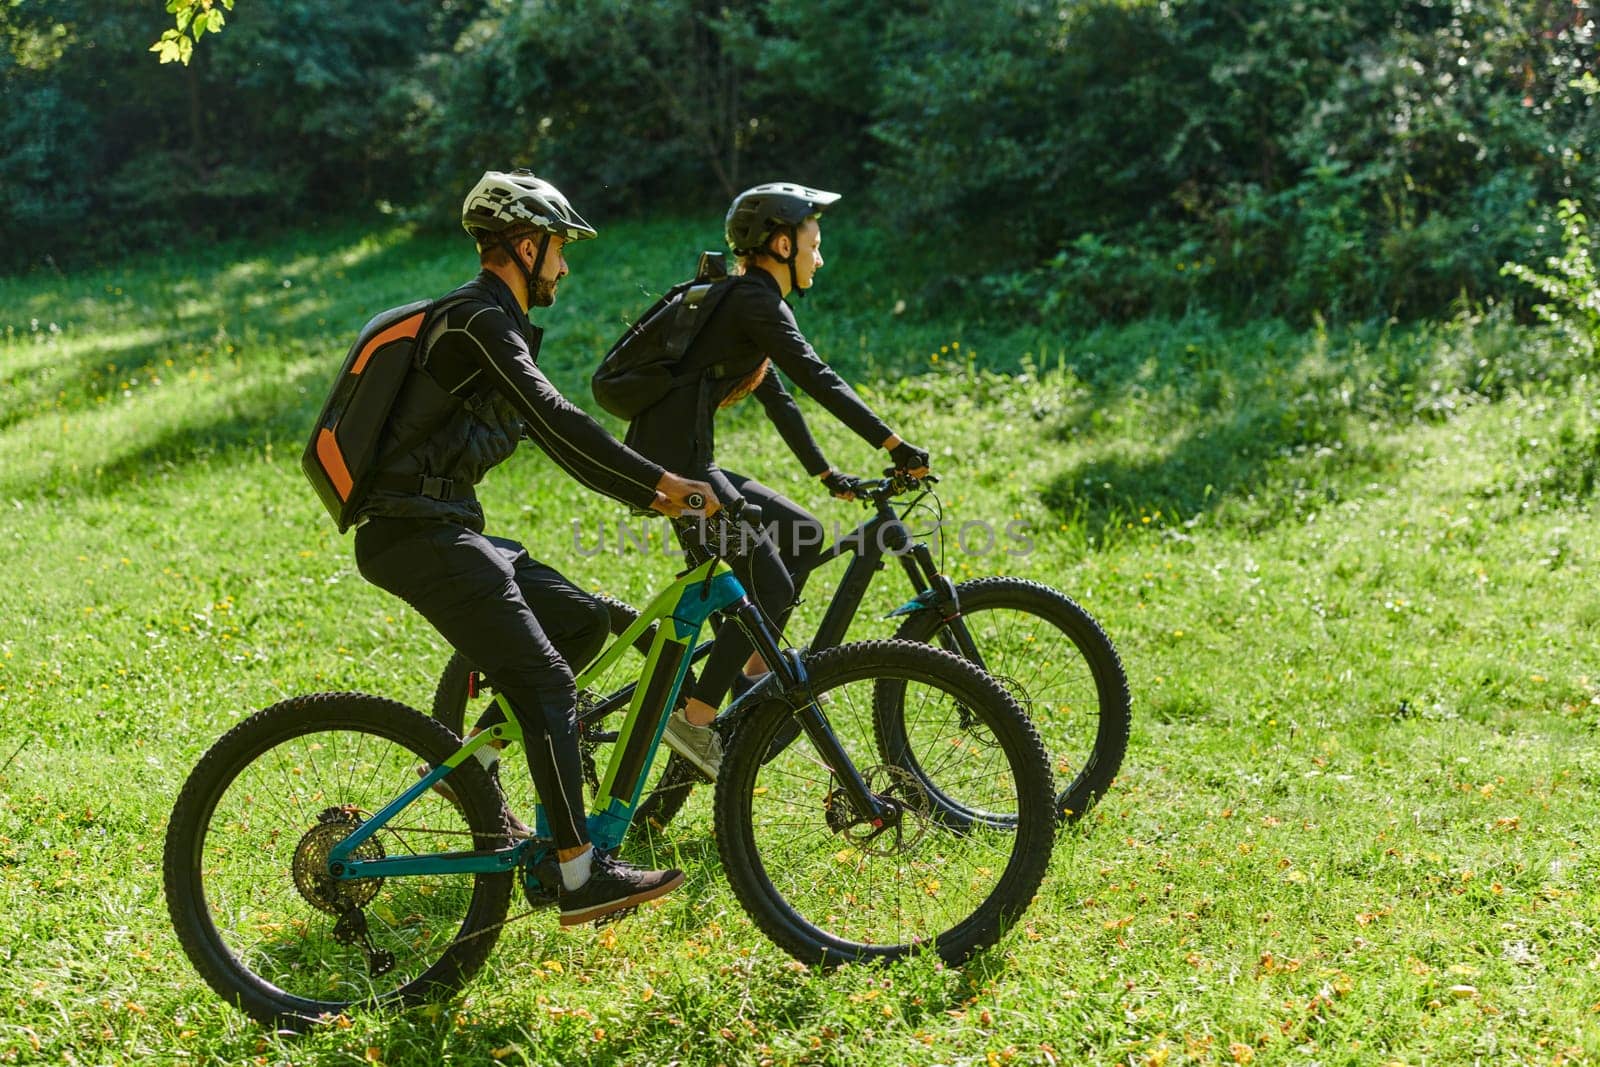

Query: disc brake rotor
left=988, top=673, right=1033, bottom=717
left=823, top=764, right=931, bottom=856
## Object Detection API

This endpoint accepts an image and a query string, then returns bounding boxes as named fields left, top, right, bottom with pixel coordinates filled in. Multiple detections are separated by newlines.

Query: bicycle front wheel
left=889, top=578, right=1131, bottom=820
left=163, top=693, right=514, bottom=1029
left=714, top=640, right=1055, bottom=966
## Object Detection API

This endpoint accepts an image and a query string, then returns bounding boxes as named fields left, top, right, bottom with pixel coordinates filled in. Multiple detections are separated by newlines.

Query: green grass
left=3, top=218, right=1600, bottom=1065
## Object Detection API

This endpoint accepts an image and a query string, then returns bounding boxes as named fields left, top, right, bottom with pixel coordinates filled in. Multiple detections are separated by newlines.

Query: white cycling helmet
left=461, top=169, right=597, bottom=244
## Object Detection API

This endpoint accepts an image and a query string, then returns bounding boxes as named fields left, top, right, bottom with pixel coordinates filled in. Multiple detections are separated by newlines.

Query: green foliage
left=1500, top=197, right=1600, bottom=359
left=0, top=84, right=97, bottom=253
left=874, top=0, right=1597, bottom=324
left=0, top=0, right=481, bottom=272
left=421, top=0, right=889, bottom=221
left=7, top=0, right=1600, bottom=324
left=150, top=0, right=233, bottom=65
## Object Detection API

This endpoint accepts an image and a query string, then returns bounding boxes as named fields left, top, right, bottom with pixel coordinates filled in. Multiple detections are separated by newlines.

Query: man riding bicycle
left=352, top=169, right=718, bottom=927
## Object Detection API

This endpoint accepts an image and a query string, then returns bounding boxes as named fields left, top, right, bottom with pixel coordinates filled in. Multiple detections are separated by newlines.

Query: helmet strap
left=501, top=232, right=552, bottom=306
left=764, top=225, right=804, bottom=299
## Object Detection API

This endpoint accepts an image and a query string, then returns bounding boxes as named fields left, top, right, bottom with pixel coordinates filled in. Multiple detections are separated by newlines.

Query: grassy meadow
left=2, top=217, right=1600, bottom=1065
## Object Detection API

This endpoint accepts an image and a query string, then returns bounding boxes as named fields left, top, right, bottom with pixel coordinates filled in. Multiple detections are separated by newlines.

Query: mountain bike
left=163, top=502, right=1057, bottom=1029
left=433, top=473, right=1130, bottom=831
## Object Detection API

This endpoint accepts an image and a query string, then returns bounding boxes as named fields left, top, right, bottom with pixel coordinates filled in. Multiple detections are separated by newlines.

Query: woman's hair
left=719, top=358, right=771, bottom=409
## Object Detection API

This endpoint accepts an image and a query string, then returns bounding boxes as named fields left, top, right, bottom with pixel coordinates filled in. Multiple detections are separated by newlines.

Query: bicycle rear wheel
left=888, top=578, right=1130, bottom=820
left=164, top=693, right=513, bottom=1029
left=715, top=640, right=1054, bottom=966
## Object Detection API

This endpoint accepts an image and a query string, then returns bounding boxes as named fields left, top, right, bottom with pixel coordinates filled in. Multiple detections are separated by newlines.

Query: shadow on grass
left=256, top=936, right=1023, bottom=1066
left=1037, top=307, right=1595, bottom=543
left=1043, top=402, right=1388, bottom=539
left=1038, top=318, right=1450, bottom=541
left=0, top=226, right=459, bottom=437
left=0, top=362, right=323, bottom=498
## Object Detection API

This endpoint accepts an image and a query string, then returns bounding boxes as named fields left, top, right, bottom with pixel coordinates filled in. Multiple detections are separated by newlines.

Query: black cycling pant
left=355, top=517, right=609, bottom=852
left=680, top=470, right=823, bottom=707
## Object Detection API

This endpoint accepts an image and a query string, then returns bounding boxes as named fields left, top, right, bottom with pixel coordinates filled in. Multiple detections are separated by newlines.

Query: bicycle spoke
left=724, top=644, right=1046, bottom=961
left=197, top=725, right=490, bottom=1005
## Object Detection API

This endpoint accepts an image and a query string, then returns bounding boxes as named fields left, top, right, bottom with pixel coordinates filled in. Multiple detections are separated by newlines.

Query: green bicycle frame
left=327, top=556, right=745, bottom=878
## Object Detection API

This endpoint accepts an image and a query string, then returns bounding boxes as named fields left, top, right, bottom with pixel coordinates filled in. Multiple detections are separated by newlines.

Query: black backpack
left=591, top=251, right=748, bottom=419
left=301, top=293, right=473, bottom=532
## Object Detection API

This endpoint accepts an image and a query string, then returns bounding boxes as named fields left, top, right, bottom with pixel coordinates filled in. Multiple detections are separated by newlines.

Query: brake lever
left=879, top=469, right=931, bottom=494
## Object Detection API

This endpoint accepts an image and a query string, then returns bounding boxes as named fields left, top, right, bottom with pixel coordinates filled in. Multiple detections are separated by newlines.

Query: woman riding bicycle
left=624, top=182, right=931, bottom=778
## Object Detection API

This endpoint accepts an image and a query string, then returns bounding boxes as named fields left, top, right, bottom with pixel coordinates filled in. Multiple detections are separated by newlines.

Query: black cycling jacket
left=357, top=271, right=665, bottom=528
left=624, top=269, right=892, bottom=477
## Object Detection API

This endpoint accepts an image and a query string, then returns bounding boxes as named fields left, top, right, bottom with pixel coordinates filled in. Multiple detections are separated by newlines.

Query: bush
left=876, top=0, right=1600, bottom=324
left=1501, top=198, right=1600, bottom=360
left=5, top=0, right=1599, bottom=327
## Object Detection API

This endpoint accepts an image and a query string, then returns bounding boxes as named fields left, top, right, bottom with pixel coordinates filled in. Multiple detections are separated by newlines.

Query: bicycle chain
left=357, top=824, right=590, bottom=945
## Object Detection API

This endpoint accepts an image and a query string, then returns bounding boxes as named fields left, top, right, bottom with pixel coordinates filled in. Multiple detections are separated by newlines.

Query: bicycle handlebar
left=671, top=497, right=765, bottom=564
left=832, top=470, right=938, bottom=502
left=659, top=474, right=932, bottom=565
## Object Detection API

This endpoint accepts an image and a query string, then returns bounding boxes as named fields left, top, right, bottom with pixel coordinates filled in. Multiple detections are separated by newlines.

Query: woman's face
left=792, top=218, right=824, bottom=290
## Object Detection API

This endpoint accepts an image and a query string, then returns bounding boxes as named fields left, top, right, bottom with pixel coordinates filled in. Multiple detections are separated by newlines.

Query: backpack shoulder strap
left=667, top=274, right=757, bottom=384
left=370, top=291, right=485, bottom=472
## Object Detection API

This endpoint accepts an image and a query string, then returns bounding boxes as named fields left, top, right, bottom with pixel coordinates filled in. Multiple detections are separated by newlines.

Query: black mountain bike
left=164, top=502, right=1057, bottom=1028
left=434, top=473, right=1130, bottom=832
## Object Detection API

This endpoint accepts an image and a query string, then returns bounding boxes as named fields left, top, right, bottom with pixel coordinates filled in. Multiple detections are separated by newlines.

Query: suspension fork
left=729, top=597, right=889, bottom=824
left=879, top=514, right=982, bottom=664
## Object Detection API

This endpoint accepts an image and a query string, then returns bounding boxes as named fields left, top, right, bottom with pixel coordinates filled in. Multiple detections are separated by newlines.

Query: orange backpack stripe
left=302, top=297, right=452, bottom=532
left=351, top=312, right=426, bottom=374
left=315, top=427, right=355, bottom=501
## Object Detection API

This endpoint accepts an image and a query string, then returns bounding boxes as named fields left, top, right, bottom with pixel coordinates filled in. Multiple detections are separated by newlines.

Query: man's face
left=792, top=218, right=823, bottom=290
left=525, top=234, right=568, bottom=307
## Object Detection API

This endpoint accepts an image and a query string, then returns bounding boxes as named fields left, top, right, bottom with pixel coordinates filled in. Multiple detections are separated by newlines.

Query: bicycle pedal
left=520, top=850, right=562, bottom=909
left=592, top=905, right=638, bottom=928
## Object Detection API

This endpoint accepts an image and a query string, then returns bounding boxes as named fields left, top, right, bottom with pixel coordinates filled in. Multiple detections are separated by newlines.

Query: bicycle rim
left=892, top=579, right=1130, bottom=819
left=169, top=696, right=509, bottom=1021
left=717, top=641, right=1053, bottom=965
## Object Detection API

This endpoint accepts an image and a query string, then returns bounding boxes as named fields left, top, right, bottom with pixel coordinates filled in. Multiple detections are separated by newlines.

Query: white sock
left=560, top=847, right=595, bottom=891
left=467, top=731, right=499, bottom=770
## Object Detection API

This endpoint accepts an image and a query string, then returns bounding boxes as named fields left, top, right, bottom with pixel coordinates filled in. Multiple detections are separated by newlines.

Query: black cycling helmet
left=461, top=168, right=596, bottom=300
left=724, top=182, right=839, bottom=255
left=725, top=182, right=839, bottom=295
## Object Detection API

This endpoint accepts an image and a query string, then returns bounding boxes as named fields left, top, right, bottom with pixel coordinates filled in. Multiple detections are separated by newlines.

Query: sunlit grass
left=2, top=220, right=1599, bottom=1063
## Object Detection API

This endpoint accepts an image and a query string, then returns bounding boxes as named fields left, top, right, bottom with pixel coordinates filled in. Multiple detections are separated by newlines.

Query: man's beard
left=531, top=278, right=559, bottom=307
